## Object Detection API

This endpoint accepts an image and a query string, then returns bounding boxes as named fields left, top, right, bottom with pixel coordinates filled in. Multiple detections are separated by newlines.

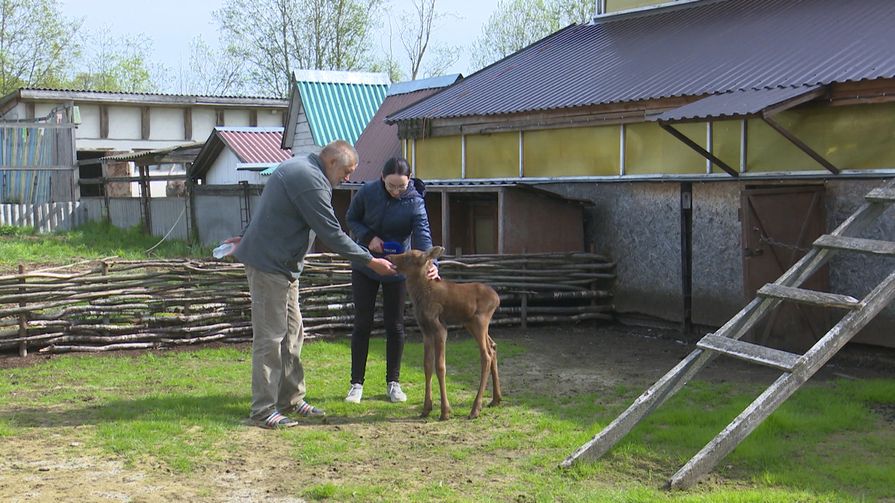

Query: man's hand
left=368, top=257, right=397, bottom=276
left=426, top=263, right=440, bottom=281
left=224, top=236, right=242, bottom=245
left=368, top=236, right=384, bottom=254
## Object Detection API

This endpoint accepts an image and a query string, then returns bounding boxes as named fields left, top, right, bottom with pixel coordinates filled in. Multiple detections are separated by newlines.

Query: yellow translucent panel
left=523, top=126, right=620, bottom=177
left=712, top=120, right=741, bottom=174
left=626, top=122, right=706, bottom=175
left=747, top=102, right=895, bottom=172
left=606, top=0, right=665, bottom=12
left=414, top=136, right=461, bottom=180
left=466, top=132, right=519, bottom=178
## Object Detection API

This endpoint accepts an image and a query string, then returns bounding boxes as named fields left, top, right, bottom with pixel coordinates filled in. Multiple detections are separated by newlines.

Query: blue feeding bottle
left=382, top=241, right=404, bottom=255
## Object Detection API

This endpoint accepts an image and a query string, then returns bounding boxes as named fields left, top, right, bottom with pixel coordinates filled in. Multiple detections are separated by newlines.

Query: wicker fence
left=0, top=253, right=615, bottom=355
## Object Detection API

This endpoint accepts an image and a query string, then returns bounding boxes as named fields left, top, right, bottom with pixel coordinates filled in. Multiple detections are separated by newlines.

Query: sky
left=59, top=0, right=500, bottom=90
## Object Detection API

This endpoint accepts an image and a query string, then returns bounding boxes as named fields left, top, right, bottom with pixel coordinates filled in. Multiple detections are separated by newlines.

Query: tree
left=216, top=0, right=384, bottom=97
left=469, top=0, right=593, bottom=72
left=398, top=0, right=459, bottom=80
left=66, top=29, right=160, bottom=93
left=173, top=35, right=247, bottom=96
left=0, top=0, right=78, bottom=95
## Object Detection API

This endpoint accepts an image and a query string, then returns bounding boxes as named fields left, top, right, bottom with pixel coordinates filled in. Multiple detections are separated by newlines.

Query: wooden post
left=101, top=261, right=111, bottom=326
left=139, top=164, right=152, bottom=234
left=17, top=264, right=27, bottom=357
left=521, top=248, right=528, bottom=330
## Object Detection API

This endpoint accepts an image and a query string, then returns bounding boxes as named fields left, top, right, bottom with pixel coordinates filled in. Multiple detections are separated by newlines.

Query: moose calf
left=388, top=246, right=501, bottom=420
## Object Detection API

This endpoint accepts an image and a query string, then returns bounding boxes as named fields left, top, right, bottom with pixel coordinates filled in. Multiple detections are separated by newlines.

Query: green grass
left=0, top=221, right=208, bottom=269
left=1, top=338, right=893, bottom=502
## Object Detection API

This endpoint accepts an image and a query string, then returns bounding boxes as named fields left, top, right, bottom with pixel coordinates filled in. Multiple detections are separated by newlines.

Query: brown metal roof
left=352, top=88, right=444, bottom=182
left=652, top=84, right=823, bottom=122
left=388, top=0, right=895, bottom=123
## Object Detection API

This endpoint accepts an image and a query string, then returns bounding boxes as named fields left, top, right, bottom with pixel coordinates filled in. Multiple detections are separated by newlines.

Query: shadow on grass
left=0, top=391, right=449, bottom=430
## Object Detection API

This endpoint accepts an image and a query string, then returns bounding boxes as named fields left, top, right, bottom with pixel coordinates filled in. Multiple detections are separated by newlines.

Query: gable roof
left=352, top=75, right=461, bottom=182
left=388, top=0, right=895, bottom=123
left=287, top=70, right=389, bottom=148
left=191, top=127, right=291, bottom=180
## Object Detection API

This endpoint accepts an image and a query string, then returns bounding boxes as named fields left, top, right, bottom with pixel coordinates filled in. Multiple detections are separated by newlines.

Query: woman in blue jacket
left=345, top=157, right=439, bottom=403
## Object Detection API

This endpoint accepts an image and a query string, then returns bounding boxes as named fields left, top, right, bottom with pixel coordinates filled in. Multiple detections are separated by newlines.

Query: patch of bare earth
left=1, top=323, right=893, bottom=501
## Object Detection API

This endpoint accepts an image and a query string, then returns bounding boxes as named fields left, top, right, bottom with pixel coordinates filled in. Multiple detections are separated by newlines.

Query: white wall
left=75, top=104, right=100, bottom=138
left=258, top=110, right=284, bottom=127
left=192, top=109, right=217, bottom=142
left=150, top=108, right=185, bottom=141
left=225, top=109, right=251, bottom=127
left=108, top=106, right=142, bottom=139
left=290, top=103, right=318, bottom=154
left=206, top=149, right=240, bottom=185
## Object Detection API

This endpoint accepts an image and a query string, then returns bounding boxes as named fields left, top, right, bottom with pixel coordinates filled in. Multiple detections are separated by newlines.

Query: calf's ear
left=427, top=246, right=445, bottom=260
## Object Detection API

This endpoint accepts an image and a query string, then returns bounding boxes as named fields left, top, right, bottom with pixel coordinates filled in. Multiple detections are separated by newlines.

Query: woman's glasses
left=385, top=182, right=408, bottom=192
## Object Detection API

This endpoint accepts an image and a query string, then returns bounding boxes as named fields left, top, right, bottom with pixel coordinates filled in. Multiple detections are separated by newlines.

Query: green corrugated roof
left=297, top=78, right=389, bottom=146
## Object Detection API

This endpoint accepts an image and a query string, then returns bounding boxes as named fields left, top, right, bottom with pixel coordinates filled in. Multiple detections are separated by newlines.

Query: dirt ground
left=1, top=323, right=893, bottom=502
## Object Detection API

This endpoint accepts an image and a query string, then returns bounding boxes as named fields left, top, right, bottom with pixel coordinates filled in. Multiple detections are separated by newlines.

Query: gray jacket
left=234, top=153, right=372, bottom=280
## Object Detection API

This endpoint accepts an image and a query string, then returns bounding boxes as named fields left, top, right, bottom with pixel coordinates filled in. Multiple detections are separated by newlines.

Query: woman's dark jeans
left=350, top=269, right=407, bottom=385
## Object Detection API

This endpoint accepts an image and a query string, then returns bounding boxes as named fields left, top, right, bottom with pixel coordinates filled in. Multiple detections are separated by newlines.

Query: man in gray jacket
left=233, top=140, right=396, bottom=429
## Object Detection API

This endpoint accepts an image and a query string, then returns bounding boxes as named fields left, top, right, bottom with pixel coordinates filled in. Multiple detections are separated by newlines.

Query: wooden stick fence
left=0, top=253, right=615, bottom=355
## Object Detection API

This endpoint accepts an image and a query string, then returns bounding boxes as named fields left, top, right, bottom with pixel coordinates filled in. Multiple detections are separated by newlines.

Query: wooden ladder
left=561, top=178, right=895, bottom=489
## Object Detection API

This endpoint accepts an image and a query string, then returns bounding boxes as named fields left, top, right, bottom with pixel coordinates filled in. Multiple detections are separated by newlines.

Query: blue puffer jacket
left=347, top=178, right=434, bottom=283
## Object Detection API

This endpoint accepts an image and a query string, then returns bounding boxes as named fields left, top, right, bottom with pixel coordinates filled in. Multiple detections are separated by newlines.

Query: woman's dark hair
left=381, top=157, right=412, bottom=177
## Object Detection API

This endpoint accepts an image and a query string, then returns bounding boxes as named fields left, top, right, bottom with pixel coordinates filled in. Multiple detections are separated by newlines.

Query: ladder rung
left=866, top=187, right=895, bottom=203
left=814, top=234, right=895, bottom=257
left=697, top=334, right=801, bottom=372
left=758, top=284, right=861, bottom=309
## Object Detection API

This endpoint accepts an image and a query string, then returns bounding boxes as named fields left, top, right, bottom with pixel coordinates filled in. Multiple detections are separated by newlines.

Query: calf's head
left=387, top=246, right=444, bottom=275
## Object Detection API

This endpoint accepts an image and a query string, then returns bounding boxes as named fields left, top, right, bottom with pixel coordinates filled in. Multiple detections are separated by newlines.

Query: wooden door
left=741, top=185, right=830, bottom=352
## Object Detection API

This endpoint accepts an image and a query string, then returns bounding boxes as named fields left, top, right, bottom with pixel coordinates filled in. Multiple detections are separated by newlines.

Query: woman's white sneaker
left=345, top=383, right=363, bottom=403
left=386, top=381, right=407, bottom=402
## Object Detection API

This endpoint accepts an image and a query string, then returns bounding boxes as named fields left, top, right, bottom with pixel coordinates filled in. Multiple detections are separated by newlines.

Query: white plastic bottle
left=212, top=242, right=235, bottom=259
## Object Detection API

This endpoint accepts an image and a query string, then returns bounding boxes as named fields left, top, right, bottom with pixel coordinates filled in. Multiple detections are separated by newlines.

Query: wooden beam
left=659, top=122, right=738, bottom=177
left=761, top=115, right=839, bottom=174
left=99, top=105, right=109, bottom=139
left=183, top=108, right=192, bottom=140
left=141, top=106, right=150, bottom=140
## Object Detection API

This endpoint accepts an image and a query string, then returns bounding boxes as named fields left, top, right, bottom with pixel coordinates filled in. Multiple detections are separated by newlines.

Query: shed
left=282, top=70, right=389, bottom=154
left=190, top=127, right=291, bottom=186
left=386, top=0, right=895, bottom=349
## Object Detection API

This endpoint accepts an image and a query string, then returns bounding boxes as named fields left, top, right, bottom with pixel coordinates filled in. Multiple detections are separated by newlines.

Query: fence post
left=139, top=165, right=152, bottom=234
left=17, top=264, right=27, bottom=357
left=521, top=248, right=528, bottom=330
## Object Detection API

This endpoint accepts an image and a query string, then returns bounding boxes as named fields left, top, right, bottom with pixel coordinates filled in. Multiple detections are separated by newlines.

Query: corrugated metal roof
left=12, top=87, right=287, bottom=103
left=653, top=84, right=822, bottom=122
left=97, top=143, right=204, bottom=162
left=295, top=71, right=389, bottom=146
left=352, top=88, right=448, bottom=182
left=387, top=74, right=461, bottom=96
left=388, top=0, right=895, bottom=123
left=217, top=127, right=292, bottom=164
left=190, top=127, right=291, bottom=180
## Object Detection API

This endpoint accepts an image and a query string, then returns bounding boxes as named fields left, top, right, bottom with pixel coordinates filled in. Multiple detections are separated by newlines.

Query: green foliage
left=215, top=0, right=385, bottom=97
left=0, top=0, right=78, bottom=95
left=469, top=0, right=594, bottom=71
left=64, top=29, right=159, bottom=92
left=0, top=220, right=207, bottom=268
left=1, top=339, right=892, bottom=500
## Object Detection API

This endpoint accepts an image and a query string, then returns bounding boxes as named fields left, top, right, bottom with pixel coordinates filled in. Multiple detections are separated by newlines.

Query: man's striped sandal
left=257, top=411, right=298, bottom=429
